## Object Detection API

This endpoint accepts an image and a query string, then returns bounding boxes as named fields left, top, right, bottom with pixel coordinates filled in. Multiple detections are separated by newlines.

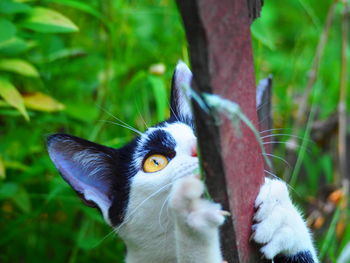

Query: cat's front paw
left=252, top=178, right=318, bottom=262
left=169, top=176, right=225, bottom=232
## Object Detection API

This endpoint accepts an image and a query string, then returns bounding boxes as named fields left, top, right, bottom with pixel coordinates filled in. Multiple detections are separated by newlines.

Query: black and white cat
left=47, top=62, right=318, bottom=263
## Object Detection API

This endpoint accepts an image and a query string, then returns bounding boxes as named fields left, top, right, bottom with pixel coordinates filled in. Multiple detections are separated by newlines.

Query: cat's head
left=47, top=61, right=198, bottom=226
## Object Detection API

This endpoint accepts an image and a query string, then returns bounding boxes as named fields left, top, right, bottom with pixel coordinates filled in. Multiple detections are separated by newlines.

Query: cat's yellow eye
left=143, top=154, right=169, bottom=173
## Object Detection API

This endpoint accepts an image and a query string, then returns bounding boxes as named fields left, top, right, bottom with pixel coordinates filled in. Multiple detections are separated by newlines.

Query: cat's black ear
left=170, top=61, right=193, bottom=121
left=47, top=134, right=125, bottom=225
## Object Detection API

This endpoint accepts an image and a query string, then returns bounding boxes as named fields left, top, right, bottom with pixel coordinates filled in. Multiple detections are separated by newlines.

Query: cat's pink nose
left=191, top=145, right=198, bottom=157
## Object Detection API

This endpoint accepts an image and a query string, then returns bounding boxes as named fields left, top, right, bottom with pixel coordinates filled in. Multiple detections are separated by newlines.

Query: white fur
left=253, top=178, right=318, bottom=262
left=118, top=122, right=223, bottom=263
left=169, top=176, right=224, bottom=263
left=114, top=122, right=318, bottom=263
left=172, top=61, right=193, bottom=120
left=73, top=150, right=110, bottom=178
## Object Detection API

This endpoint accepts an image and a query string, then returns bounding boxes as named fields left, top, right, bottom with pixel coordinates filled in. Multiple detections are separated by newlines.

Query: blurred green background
left=0, top=0, right=348, bottom=262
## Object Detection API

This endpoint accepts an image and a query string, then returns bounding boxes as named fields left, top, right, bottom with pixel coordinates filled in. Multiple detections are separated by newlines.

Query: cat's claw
left=220, top=210, right=231, bottom=216
left=169, top=176, right=225, bottom=231
left=252, top=178, right=318, bottom=261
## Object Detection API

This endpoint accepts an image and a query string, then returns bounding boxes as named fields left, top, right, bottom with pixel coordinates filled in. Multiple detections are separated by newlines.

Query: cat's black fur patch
left=274, top=251, right=315, bottom=263
left=108, top=138, right=139, bottom=226
left=140, top=129, right=176, bottom=160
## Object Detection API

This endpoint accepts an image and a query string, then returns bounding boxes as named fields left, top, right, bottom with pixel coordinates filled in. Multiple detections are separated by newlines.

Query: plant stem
left=293, top=1, right=336, bottom=129
left=285, top=0, right=337, bottom=182
left=338, top=0, right=349, bottom=193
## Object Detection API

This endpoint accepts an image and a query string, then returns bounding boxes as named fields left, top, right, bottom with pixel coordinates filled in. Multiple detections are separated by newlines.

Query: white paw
left=169, top=176, right=225, bottom=231
left=252, top=178, right=316, bottom=260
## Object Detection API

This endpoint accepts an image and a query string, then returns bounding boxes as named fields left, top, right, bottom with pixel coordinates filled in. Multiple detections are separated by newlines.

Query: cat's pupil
left=153, top=160, right=159, bottom=166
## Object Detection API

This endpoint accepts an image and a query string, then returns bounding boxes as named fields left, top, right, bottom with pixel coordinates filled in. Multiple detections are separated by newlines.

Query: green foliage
left=0, top=0, right=184, bottom=262
left=23, top=7, right=79, bottom=33
left=0, top=0, right=348, bottom=262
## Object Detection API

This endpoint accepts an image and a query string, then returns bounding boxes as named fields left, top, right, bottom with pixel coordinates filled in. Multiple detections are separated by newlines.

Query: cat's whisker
left=139, top=114, right=149, bottom=129
left=98, top=179, right=178, bottom=245
left=264, top=169, right=279, bottom=179
left=115, top=181, right=175, bottom=232
left=100, top=120, right=143, bottom=136
left=257, top=113, right=271, bottom=126
left=99, top=106, right=143, bottom=134
left=158, top=194, right=172, bottom=231
left=261, top=133, right=314, bottom=144
left=262, top=141, right=310, bottom=152
left=259, top=128, right=292, bottom=134
left=263, top=170, right=300, bottom=197
left=94, top=226, right=119, bottom=247
left=256, top=100, right=270, bottom=112
left=262, top=153, right=291, bottom=168
left=169, top=102, right=180, bottom=123
left=135, top=102, right=149, bottom=129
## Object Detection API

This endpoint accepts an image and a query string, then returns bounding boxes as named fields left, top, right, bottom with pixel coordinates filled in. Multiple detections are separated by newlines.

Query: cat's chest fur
left=119, top=191, right=177, bottom=263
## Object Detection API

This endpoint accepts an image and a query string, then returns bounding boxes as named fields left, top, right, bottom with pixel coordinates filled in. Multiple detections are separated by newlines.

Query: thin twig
left=338, top=1, right=349, bottom=242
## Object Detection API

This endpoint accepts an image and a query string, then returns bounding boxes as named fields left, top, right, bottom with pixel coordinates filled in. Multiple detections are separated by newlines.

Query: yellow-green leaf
left=23, top=92, right=65, bottom=112
left=0, top=78, right=29, bottom=120
left=0, top=59, right=39, bottom=77
left=23, top=7, right=79, bottom=33
left=4, top=160, right=29, bottom=172
left=0, top=156, right=5, bottom=180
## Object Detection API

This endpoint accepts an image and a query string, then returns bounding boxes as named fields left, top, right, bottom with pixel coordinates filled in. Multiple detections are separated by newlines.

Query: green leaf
left=22, top=7, right=79, bottom=33
left=0, top=59, right=39, bottom=77
left=0, top=78, right=29, bottom=121
left=0, top=1, right=31, bottom=14
left=0, top=18, right=16, bottom=42
left=23, top=92, right=65, bottom=112
left=65, top=103, right=98, bottom=123
left=148, top=75, right=167, bottom=121
left=0, top=156, right=5, bottom=180
left=3, top=160, right=29, bottom=172
left=251, top=19, right=275, bottom=50
left=0, top=99, right=8, bottom=107
left=12, top=186, right=31, bottom=213
left=45, top=0, right=106, bottom=23
left=0, top=37, right=31, bottom=55
left=47, top=48, right=86, bottom=62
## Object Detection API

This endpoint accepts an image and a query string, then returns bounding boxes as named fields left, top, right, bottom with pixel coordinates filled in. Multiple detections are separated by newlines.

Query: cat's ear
left=170, top=60, right=193, bottom=121
left=47, top=134, right=123, bottom=225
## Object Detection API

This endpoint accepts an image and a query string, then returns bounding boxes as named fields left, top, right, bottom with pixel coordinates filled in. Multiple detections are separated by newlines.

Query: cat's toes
left=254, top=177, right=290, bottom=214
left=169, top=176, right=204, bottom=214
left=187, top=201, right=225, bottom=229
left=258, top=227, right=294, bottom=259
left=251, top=207, right=284, bottom=244
left=169, top=176, right=225, bottom=231
left=252, top=178, right=317, bottom=260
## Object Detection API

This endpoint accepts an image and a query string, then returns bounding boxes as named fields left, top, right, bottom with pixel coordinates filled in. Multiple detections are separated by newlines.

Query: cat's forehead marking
left=132, top=122, right=196, bottom=169
left=140, top=122, right=195, bottom=149
left=161, top=122, right=196, bottom=152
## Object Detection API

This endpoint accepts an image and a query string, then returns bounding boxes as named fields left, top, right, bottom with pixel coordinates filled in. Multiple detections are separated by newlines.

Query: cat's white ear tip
left=176, top=59, right=187, bottom=66
left=175, top=60, right=191, bottom=75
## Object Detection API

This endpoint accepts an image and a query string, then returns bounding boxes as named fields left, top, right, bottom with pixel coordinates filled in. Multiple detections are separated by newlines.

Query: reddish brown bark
left=176, top=0, right=265, bottom=262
